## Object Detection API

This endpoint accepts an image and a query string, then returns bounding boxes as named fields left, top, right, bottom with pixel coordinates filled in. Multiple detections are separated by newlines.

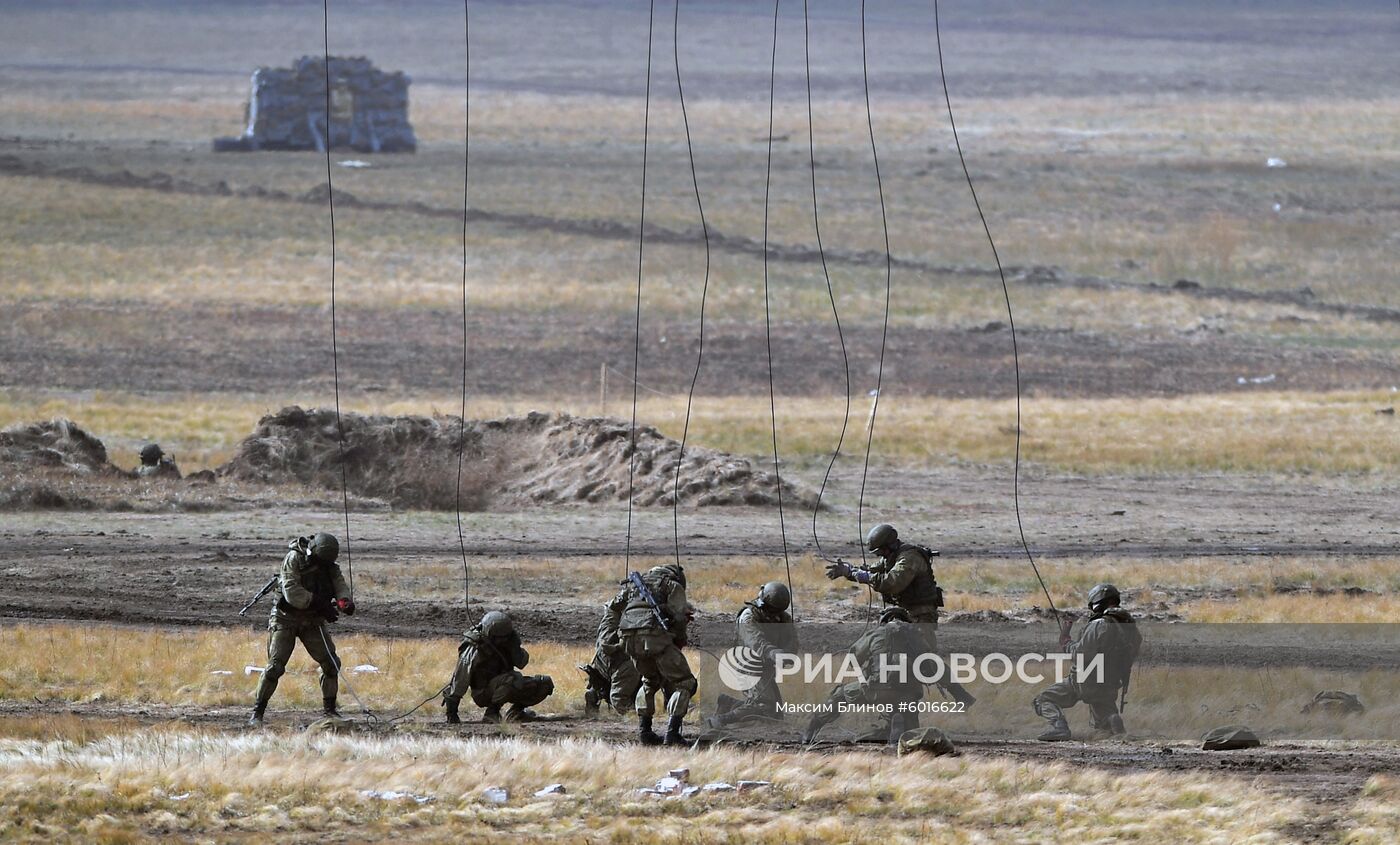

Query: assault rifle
left=238, top=573, right=280, bottom=617
left=628, top=571, right=671, bottom=632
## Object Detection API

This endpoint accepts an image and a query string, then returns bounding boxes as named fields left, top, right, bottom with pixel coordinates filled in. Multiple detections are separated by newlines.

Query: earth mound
left=220, top=406, right=815, bottom=511
left=0, top=419, right=111, bottom=474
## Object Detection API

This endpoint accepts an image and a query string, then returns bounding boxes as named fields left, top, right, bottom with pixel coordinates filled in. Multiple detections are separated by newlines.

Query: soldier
left=825, top=523, right=976, bottom=706
left=801, top=607, right=927, bottom=745
left=707, top=581, right=798, bottom=729
left=580, top=607, right=641, bottom=716
left=443, top=611, right=554, bottom=724
left=134, top=443, right=180, bottom=479
left=250, top=532, right=355, bottom=725
left=1033, top=583, right=1142, bottom=741
left=604, top=564, right=696, bottom=746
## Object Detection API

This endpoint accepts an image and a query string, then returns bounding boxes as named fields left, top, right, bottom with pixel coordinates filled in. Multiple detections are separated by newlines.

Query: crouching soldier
left=826, top=523, right=976, bottom=706
left=707, top=581, right=797, bottom=729
left=1033, top=583, right=1141, bottom=741
left=606, top=564, right=697, bottom=746
left=250, top=532, right=355, bottom=725
left=135, top=443, right=180, bottom=479
left=581, top=607, right=641, bottom=716
left=444, top=611, right=554, bottom=724
left=801, top=607, right=926, bottom=745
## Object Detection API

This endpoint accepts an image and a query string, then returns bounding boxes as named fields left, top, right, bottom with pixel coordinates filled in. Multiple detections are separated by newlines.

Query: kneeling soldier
left=444, top=611, right=554, bottom=724
left=802, top=607, right=926, bottom=745
left=1033, top=583, right=1142, bottom=741
left=250, top=532, right=355, bottom=725
left=605, top=564, right=697, bottom=746
left=708, top=580, right=798, bottom=728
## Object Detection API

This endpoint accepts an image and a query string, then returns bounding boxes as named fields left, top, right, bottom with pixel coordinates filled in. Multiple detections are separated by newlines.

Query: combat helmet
left=879, top=606, right=912, bottom=625
left=139, top=443, right=164, bottom=465
left=1087, top=583, right=1121, bottom=614
left=865, top=523, right=898, bottom=552
left=757, top=580, right=791, bottom=613
left=308, top=532, right=340, bottom=563
left=481, top=610, right=514, bottom=638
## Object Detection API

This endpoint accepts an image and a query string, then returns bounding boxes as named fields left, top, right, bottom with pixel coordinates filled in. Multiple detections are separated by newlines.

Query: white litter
left=534, top=784, right=567, bottom=797
left=702, top=782, right=735, bottom=793
left=1272, top=203, right=1282, bottom=213
left=362, top=790, right=434, bottom=804
left=352, top=664, right=379, bottom=674
left=668, top=768, right=690, bottom=782
left=656, top=777, right=683, bottom=793
left=481, top=787, right=510, bottom=804
left=338, top=160, right=371, bottom=168
left=1266, top=157, right=1287, bottom=168
left=680, top=786, right=701, bottom=798
left=209, top=670, right=233, bottom=676
left=737, top=780, right=772, bottom=792
left=169, top=793, right=192, bottom=802
left=1236, top=374, right=1276, bottom=385
left=244, top=666, right=264, bottom=675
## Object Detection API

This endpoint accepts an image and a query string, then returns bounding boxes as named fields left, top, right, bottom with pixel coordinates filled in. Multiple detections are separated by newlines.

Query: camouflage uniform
left=715, top=599, right=798, bottom=723
left=445, top=622, right=554, bottom=721
left=582, top=610, right=641, bottom=714
left=135, top=444, right=181, bottom=479
left=605, top=564, right=697, bottom=744
left=252, top=537, right=350, bottom=714
left=1034, top=606, right=1142, bottom=739
left=803, top=611, right=927, bottom=744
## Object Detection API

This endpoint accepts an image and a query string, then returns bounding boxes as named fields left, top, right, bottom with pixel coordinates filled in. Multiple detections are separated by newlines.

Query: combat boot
left=584, top=688, right=601, bottom=716
left=942, top=681, right=977, bottom=709
left=248, top=703, right=266, bottom=727
left=322, top=697, right=340, bottom=718
left=482, top=706, right=503, bottom=723
left=444, top=697, right=461, bottom=725
left=638, top=714, right=664, bottom=746
left=505, top=705, right=540, bottom=723
left=1107, top=714, right=1125, bottom=735
left=1037, top=716, right=1072, bottom=742
left=663, top=714, right=689, bottom=747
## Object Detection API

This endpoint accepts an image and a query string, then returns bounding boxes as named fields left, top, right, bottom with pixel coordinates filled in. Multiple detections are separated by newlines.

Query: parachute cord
left=321, top=0, right=354, bottom=599
left=670, top=0, right=713, bottom=572
left=760, top=0, right=794, bottom=607
left=455, top=0, right=475, bottom=626
left=854, top=0, right=891, bottom=576
left=625, top=0, right=657, bottom=580
left=803, top=0, right=853, bottom=565
left=933, top=0, right=1059, bottom=623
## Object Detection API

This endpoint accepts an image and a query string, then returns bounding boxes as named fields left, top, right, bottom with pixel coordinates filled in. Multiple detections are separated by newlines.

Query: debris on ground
left=480, top=787, right=510, bottom=804
left=221, top=406, right=816, bottom=511
left=362, top=790, right=434, bottom=804
left=0, top=419, right=110, bottom=474
left=533, top=784, right=567, bottom=797
left=351, top=664, right=380, bottom=674
left=1301, top=690, right=1365, bottom=716
left=897, top=727, right=957, bottom=757
left=1201, top=725, right=1261, bottom=751
left=304, top=716, right=355, bottom=735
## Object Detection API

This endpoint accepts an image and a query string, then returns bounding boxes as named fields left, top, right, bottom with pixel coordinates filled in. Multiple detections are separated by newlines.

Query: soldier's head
left=878, top=606, right=912, bottom=625
left=480, top=610, right=514, bottom=639
left=1087, top=583, right=1121, bottom=615
left=865, top=523, right=899, bottom=560
left=756, top=580, right=791, bottom=613
left=650, top=563, right=686, bottom=589
left=308, top=532, right=340, bottom=564
left=139, top=443, right=164, bottom=466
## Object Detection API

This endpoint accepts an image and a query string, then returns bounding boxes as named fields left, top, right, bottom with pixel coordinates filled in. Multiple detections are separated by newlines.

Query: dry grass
left=0, top=727, right=1319, bottom=843
left=3, top=388, right=1398, bottom=476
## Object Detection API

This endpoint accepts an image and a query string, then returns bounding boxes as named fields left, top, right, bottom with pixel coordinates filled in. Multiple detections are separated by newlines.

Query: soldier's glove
left=1057, top=616, right=1073, bottom=649
left=824, top=560, right=853, bottom=581
left=337, top=598, right=356, bottom=616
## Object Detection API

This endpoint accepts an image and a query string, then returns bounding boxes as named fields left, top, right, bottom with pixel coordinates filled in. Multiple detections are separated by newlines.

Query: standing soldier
left=249, top=532, right=355, bottom=725
left=605, top=564, right=696, bottom=746
left=581, top=606, right=641, bottom=716
left=825, top=523, right=976, bottom=706
left=707, top=581, right=798, bottom=729
left=1033, top=583, right=1141, bottom=741
left=801, top=607, right=926, bottom=744
left=443, top=611, right=555, bottom=724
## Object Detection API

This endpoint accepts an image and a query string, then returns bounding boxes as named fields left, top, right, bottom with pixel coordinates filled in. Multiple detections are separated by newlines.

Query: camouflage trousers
left=254, top=617, right=340, bottom=706
left=808, top=681, right=923, bottom=743
left=1033, top=680, right=1120, bottom=730
left=448, top=668, right=554, bottom=710
left=585, top=647, right=641, bottom=713
left=621, top=631, right=697, bottom=719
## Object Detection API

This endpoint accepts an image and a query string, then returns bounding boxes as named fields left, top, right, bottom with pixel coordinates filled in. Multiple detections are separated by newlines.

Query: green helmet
left=879, top=606, right=912, bottom=625
left=650, top=564, right=686, bottom=589
left=757, top=581, right=790, bottom=613
left=865, top=523, right=898, bottom=552
left=481, top=610, right=513, bottom=638
left=309, top=532, right=340, bottom=563
left=1088, top=583, right=1121, bottom=613
left=139, top=443, right=164, bottom=465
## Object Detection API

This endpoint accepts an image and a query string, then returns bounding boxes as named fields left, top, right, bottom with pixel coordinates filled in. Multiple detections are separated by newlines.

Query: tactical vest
left=889, top=543, right=941, bottom=610
left=1095, top=608, right=1142, bottom=686
left=620, top=570, right=679, bottom=632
